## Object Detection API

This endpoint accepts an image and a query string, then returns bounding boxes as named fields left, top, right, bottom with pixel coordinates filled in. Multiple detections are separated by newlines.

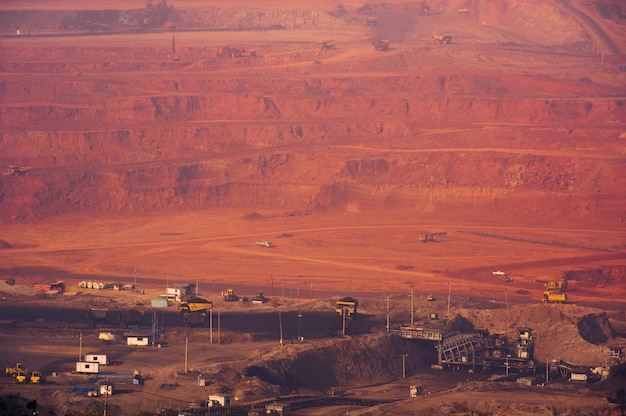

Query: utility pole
left=209, top=308, right=213, bottom=344
left=217, top=308, right=221, bottom=344
left=297, top=309, right=303, bottom=341
left=279, top=311, right=284, bottom=345
left=386, top=293, right=390, bottom=332
left=545, top=355, right=549, bottom=384
left=79, top=332, right=83, bottom=361
left=504, top=288, right=510, bottom=319
left=400, top=354, right=408, bottom=378
left=184, top=337, right=188, bottom=374
left=410, top=283, right=415, bottom=327
left=342, top=308, right=347, bottom=335
left=103, top=377, right=109, bottom=416
left=447, top=282, right=452, bottom=317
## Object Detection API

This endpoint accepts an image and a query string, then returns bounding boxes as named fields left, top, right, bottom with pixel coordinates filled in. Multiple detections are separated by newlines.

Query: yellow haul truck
left=179, top=298, right=213, bottom=312
left=542, top=291, right=567, bottom=303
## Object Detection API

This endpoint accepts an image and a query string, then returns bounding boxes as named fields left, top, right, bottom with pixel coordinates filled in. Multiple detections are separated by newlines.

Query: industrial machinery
left=335, top=297, right=358, bottom=316
left=5, top=363, right=25, bottom=377
left=179, top=298, right=213, bottom=312
left=544, top=280, right=567, bottom=292
left=419, top=231, right=447, bottom=242
left=252, top=291, right=267, bottom=304
left=372, top=39, right=390, bottom=51
left=3, top=165, right=32, bottom=176
left=542, top=291, right=567, bottom=303
left=256, top=240, right=272, bottom=248
left=16, top=369, right=29, bottom=383
left=223, top=288, right=238, bottom=302
left=433, top=34, right=452, bottom=44
left=217, top=45, right=256, bottom=58
left=318, top=40, right=337, bottom=50
left=168, top=35, right=179, bottom=61
left=30, top=371, right=42, bottom=384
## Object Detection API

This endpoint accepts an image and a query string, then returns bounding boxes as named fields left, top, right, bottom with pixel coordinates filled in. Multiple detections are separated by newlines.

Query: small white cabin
left=84, top=354, right=109, bottom=365
left=76, top=361, right=100, bottom=374
left=127, top=335, right=150, bottom=346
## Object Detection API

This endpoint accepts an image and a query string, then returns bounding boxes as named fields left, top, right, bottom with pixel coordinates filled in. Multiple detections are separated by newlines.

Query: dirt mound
left=578, top=312, right=616, bottom=344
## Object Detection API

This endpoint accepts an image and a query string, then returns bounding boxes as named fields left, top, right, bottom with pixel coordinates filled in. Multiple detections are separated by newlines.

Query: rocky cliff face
left=1, top=1, right=625, bottom=224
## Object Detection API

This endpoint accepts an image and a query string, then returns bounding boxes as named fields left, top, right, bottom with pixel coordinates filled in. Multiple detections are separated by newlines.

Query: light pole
left=297, top=309, right=303, bottom=341
left=386, top=293, right=390, bottom=332
left=410, top=283, right=414, bottom=327
left=447, top=282, right=452, bottom=317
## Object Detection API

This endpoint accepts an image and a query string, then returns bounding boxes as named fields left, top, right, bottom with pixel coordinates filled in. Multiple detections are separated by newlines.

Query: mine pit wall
left=244, top=333, right=434, bottom=393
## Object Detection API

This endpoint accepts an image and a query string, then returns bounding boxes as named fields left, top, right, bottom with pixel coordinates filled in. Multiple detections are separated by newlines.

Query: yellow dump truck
left=335, top=297, right=359, bottom=316
left=179, top=298, right=213, bottom=313
left=542, top=291, right=567, bottom=303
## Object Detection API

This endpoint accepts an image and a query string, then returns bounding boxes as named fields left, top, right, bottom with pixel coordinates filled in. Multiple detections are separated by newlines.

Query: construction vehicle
left=30, top=371, right=42, bottom=384
left=542, top=291, right=567, bottom=303
left=335, top=297, right=358, bottom=317
left=544, top=280, right=567, bottom=292
left=217, top=45, right=256, bottom=58
left=3, top=165, right=32, bottom=176
left=168, top=35, right=179, bottom=61
left=433, top=34, right=452, bottom=44
left=256, top=240, right=272, bottom=248
left=252, top=291, right=267, bottom=304
left=492, top=270, right=513, bottom=282
left=318, top=40, right=337, bottom=51
left=419, top=231, right=447, bottom=242
left=16, top=369, right=29, bottom=383
left=179, top=298, right=213, bottom=312
left=223, top=288, right=238, bottom=302
left=372, top=39, right=390, bottom=51
left=5, top=363, right=25, bottom=377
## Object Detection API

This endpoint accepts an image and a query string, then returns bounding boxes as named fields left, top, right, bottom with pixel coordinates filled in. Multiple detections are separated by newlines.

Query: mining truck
left=318, top=40, right=337, bottom=50
left=372, top=39, right=390, bottom=51
left=542, top=291, right=567, bottom=303
left=3, top=166, right=32, bottom=176
left=433, top=34, right=452, bottom=44
left=544, top=280, right=567, bottom=292
left=179, top=298, right=213, bottom=312
left=419, top=231, right=447, bottom=242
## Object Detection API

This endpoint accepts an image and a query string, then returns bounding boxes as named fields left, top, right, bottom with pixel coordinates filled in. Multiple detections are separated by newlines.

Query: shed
left=84, top=354, right=109, bottom=365
left=151, top=299, right=169, bottom=308
left=126, top=335, right=150, bottom=346
left=76, top=361, right=100, bottom=374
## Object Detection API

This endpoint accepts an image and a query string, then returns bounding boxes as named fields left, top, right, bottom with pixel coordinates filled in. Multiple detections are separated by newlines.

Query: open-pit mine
left=1, top=0, right=625, bottom=415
